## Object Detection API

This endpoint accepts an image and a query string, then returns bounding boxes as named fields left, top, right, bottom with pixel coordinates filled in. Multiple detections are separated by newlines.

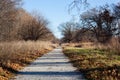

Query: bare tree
left=0, top=0, right=55, bottom=42
left=113, top=2, right=120, bottom=19
left=59, top=22, right=79, bottom=43
left=74, top=28, right=95, bottom=42
left=113, top=2, right=120, bottom=42
left=18, top=13, right=52, bottom=41
left=0, top=0, right=21, bottom=41
left=68, top=0, right=89, bottom=14
left=80, top=6, right=116, bottom=43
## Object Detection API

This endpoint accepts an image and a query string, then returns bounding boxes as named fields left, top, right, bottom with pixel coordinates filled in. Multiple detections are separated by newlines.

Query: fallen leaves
left=64, top=48, right=120, bottom=80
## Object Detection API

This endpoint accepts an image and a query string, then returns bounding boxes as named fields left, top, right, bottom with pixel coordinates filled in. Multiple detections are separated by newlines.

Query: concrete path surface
left=11, top=47, right=85, bottom=80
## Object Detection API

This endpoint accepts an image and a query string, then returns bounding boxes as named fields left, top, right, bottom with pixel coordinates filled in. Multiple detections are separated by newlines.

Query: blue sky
left=22, top=0, right=119, bottom=39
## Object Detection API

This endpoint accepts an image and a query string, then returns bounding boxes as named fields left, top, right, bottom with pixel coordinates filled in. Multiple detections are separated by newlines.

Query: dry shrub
left=94, top=37, right=120, bottom=54
left=108, top=37, right=120, bottom=54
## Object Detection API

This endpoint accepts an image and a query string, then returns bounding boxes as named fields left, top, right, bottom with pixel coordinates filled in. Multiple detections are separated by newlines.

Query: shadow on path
left=13, top=48, right=85, bottom=80
left=18, top=71, right=81, bottom=76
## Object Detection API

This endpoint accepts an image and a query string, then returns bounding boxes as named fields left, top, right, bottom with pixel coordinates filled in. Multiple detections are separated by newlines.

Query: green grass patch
left=63, top=47, right=120, bottom=80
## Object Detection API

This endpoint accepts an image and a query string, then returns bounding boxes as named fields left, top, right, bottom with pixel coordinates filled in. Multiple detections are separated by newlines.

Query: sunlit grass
left=63, top=47, right=120, bottom=80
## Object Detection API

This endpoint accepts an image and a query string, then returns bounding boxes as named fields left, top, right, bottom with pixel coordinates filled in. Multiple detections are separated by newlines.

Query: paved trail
left=12, top=47, right=85, bottom=80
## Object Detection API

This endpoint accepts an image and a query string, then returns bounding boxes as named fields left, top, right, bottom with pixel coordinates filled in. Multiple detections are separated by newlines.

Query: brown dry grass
left=0, top=41, right=57, bottom=80
left=93, top=38, right=120, bottom=55
left=63, top=38, right=120, bottom=80
left=64, top=48, right=120, bottom=80
left=62, top=42, right=95, bottom=49
left=63, top=37, right=120, bottom=54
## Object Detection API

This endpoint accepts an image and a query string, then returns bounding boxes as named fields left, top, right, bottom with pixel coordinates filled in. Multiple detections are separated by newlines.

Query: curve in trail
left=11, top=47, right=85, bottom=80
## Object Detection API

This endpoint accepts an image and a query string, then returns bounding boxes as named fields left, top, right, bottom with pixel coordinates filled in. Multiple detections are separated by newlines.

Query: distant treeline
left=60, top=2, right=120, bottom=43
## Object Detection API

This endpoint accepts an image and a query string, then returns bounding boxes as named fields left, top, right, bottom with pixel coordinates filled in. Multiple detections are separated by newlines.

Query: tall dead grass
left=94, top=38, right=120, bottom=54
left=62, top=42, right=95, bottom=49
left=0, top=41, right=56, bottom=62
left=63, top=37, right=120, bottom=54
left=0, top=41, right=57, bottom=79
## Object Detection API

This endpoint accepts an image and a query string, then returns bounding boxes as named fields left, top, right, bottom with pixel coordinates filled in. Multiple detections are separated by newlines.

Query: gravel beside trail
left=11, top=47, right=85, bottom=80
